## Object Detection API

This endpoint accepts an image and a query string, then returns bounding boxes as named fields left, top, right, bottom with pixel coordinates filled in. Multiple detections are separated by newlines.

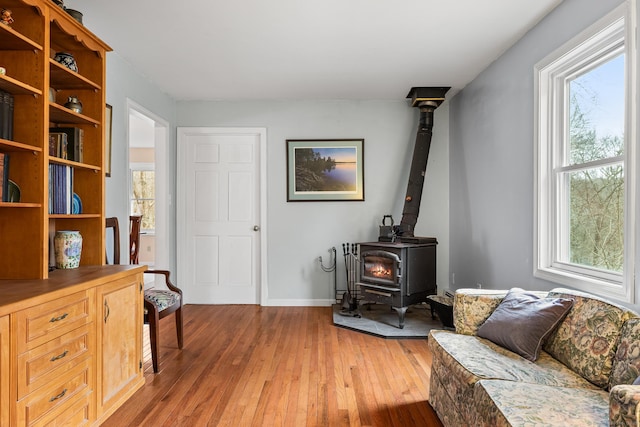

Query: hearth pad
left=332, top=303, right=443, bottom=339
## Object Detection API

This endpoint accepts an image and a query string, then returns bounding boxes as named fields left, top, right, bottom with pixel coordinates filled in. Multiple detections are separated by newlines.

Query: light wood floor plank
left=102, top=305, right=443, bottom=427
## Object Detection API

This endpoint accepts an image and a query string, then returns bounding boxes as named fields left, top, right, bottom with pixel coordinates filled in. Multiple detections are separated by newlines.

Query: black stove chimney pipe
left=397, top=86, right=450, bottom=238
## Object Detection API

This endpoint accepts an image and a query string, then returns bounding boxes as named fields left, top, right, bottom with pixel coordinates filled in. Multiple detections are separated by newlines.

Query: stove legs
left=392, top=306, right=408, bottom=329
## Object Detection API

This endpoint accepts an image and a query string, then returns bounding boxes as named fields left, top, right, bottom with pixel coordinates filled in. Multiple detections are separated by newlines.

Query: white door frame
left=126, top=99, right=170, bottom=268
left=177, top=127, right=268, bottom=305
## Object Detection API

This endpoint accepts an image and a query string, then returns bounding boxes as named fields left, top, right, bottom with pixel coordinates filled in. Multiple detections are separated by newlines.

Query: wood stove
left=357, top=239, right=437, bottom=328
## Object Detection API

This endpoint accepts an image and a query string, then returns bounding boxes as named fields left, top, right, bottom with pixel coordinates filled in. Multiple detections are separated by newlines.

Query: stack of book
left=0, top=90, right=14, bottom=140
left=48, top=164, right=73, bottom=214
left=0, top=152, right=8, bottom=202
left=49, top=127, right=83, bottom=162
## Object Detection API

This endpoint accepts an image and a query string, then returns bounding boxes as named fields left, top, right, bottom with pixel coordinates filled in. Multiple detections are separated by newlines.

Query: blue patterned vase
left=54, top=230, right=82, bottom=269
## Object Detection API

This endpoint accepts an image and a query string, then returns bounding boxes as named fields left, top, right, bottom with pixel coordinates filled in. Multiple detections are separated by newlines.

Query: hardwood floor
left=102, top=305, right=443, bottom=427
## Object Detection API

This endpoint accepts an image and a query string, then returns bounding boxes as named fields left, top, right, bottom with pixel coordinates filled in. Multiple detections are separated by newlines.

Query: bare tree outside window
left=131, top=170, right=155, bottom=231
left=565, top=54, right=624, bottom=273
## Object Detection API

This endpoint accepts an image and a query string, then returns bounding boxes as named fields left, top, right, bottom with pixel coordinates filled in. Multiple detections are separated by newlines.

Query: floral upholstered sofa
left=428, top=287, right=640, bottom=426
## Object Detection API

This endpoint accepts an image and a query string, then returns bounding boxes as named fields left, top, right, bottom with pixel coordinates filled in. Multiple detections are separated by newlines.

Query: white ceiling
left=62, top=0, right=563, bottom=101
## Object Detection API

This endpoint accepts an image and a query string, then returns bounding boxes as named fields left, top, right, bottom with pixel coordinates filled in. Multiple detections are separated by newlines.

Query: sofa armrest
left=453, top=289, right=508, bottom=335
left=610, top=385, right=640, bottom=426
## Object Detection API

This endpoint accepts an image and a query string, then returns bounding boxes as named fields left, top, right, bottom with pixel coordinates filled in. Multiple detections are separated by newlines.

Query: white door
left=177, top=127, right=266, bottom=304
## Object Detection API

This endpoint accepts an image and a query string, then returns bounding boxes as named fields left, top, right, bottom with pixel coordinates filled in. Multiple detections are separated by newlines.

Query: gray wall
left=449, top=0, right=630, bottom=298
left=177, top=100, right=450, bottom=304
left=102, top=53, right=450, bottom=305
left=104, top=53, right=177, bottom=266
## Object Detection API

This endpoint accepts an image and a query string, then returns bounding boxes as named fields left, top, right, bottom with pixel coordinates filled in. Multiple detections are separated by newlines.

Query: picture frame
left=105, top=103, right=113, bottom=177
left=286, top=139, right=364, bottom=201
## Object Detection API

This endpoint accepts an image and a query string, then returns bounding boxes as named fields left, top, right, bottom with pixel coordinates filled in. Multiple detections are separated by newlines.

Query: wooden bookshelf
left=0, top=0, right=111, bottom=279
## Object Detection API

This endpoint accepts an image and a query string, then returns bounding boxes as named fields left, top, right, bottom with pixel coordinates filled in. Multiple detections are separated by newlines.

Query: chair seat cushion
left=144, top=289, right=181, bottom=312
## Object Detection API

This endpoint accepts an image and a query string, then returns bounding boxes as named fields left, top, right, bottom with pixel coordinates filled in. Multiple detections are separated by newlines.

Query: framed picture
left=105, top=104, right=113, bottom=177
left=286, top=139, right=364, bottom=201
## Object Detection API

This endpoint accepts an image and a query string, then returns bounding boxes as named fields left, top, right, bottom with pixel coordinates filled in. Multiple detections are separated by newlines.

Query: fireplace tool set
left=339, top=243, right=361, bottom=317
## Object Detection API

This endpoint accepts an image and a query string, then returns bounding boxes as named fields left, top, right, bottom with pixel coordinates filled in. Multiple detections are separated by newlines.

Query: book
left=49, top=132, right=68, bottom=159
left=50, top=127, right=83, bottom=162
left=0, top=152, right=9, bottom=202
left=0, top=91, right=13, bottom=140
left=48, top=164, right=74, bottom=213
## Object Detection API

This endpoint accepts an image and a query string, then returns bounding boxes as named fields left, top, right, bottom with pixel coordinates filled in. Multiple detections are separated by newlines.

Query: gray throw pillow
left=477, top=288, right=574, bottom=361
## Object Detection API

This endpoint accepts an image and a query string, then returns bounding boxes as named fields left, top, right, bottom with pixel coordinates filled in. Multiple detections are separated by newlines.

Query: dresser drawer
left=15, top=357, right=93, bottom=427
left=15, top=291, right=94, bottom=354
left=35, top=392, right=92, bottom=427
left=17, top=325, right=93, bottom=399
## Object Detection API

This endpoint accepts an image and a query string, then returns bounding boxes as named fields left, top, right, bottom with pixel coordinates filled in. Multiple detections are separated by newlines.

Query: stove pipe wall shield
left=397, top=86, right=450, bottom=237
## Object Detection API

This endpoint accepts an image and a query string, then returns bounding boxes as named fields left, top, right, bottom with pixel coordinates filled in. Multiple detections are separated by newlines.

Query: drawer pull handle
left=49, top=313, right=69, bottom=323
left=50, top=350, right=69, bottom=362
left=104, top=299, right=110, bottom=323
left=49, top=388, right=67, bottom=402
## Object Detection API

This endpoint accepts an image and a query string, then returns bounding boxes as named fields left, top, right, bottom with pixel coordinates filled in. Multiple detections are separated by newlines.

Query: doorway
left=127, top=101, right=169, bottom=269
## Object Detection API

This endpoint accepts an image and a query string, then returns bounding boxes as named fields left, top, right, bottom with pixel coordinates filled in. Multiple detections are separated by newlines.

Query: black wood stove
left=357, top=240, right=437, bottom=328
left=356, top=87, right=449, bottom=328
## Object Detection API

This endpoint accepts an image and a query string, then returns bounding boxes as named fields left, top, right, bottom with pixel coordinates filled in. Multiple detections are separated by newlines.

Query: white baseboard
left=264, top=298, right=335, bottom=307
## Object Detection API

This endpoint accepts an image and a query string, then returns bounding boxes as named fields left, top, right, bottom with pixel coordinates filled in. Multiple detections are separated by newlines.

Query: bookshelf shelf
left=49, top=59, right=101, bottom=91
left=49, top=102, right=100, bottom=126
left=0, top=19, right=43, bottom=51
left=0, top=74, right=42, bottom=96
left=0, top=201, right=40, bottom=208
left=0, top=138, right=41, bottom=153
left=49, top=213, right=101, bottom=219
left=49, top=156, right=100, bottom=172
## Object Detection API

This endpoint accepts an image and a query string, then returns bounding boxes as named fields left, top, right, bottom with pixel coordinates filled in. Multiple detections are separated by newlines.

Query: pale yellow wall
left=129, top=147, right=154, bottom=163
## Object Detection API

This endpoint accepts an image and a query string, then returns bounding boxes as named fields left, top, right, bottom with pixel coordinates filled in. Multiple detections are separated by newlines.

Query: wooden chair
left=129, top=215, right=142, bottom=264
left=105, top=216, right=183, bottom=373
left=143, top=270, right=184, bottom=373
left=105, top=217, right=120, bottom=264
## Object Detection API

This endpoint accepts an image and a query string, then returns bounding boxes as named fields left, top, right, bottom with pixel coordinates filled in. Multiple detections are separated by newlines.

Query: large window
left=535, top=4, right=636, bottom=302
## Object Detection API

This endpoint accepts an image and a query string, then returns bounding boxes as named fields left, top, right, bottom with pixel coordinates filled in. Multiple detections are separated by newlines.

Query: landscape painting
left=287, top=139, right=364, bottom=201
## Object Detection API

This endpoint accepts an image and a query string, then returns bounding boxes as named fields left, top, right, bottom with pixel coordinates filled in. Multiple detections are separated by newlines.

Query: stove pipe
left=397, top=86, right=450, bottom=237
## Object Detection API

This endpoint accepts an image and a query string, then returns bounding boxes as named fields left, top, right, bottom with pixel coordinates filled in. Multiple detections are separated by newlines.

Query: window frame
left=534, top=3, right=636, bottom=303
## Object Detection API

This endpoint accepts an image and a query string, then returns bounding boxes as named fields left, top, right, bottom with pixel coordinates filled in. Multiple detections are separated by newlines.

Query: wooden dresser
left=0, top=265, right=146, bottom=426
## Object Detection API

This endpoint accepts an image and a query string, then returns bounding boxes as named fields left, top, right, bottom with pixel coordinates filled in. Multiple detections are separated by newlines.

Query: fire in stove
left=364, top=256, right=394, bottom=281
left=372, top=266, right=391, bottom=278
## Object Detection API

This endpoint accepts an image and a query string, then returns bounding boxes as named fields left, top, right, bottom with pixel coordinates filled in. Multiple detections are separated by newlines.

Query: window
left=535, top=4, right=636, bottom=302
left=130, top=163, right=155, bottom=232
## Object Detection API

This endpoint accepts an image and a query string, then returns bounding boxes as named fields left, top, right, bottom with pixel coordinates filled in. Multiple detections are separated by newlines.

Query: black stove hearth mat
left=332, top=303, right=443, bottom=339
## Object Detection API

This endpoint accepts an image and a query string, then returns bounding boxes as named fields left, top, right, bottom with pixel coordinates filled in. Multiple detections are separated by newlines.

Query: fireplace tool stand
left=340, top=243, right=361, bottom=317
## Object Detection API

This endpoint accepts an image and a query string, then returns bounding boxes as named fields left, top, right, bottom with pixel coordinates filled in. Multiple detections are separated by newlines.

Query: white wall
left=177, top=100, right=450, bottom=304
left=449, top=0, right=630, bottom=299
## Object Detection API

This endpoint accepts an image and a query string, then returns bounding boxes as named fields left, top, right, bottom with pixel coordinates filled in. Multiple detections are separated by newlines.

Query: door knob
left=253, top=225, right=260, bottom=231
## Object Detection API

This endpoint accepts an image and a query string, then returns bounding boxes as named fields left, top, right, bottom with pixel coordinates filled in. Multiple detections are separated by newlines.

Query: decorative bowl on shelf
left=65, top=9, right=83, bottom=24
left=72, top=192, right=82, bottom=214
left=7, top=180, right=19, bottom=202
left=54, top=52, right=78, bottom=73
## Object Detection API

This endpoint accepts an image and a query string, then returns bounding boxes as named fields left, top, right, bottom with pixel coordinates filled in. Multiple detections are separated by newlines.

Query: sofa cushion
left=472, top=380, right=609, bottom=426
left=453, top=288, right=549, bottom=336
left=477, top=288, right=573, bottom=361
left=610, top=317, right=640, bottom=389
left=544, top=288, right=638, bottom=388
left=453, top=289, right=508, bottom=335
left=429, top=330, right=599, bottom=390
left=609, top=384, right=640, bottom=426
